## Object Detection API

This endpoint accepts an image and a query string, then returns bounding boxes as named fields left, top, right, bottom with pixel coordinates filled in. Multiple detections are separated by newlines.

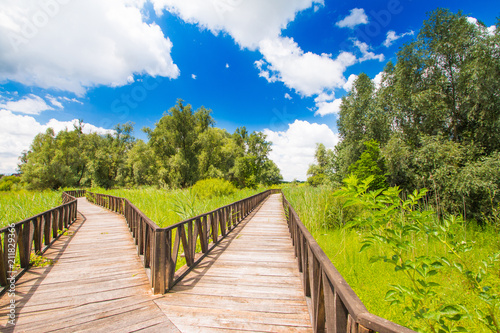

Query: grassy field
left=89, top=186, right=266, bottom=228
left=0, top=190, right=63, bottom=228
left=282, top=184, right=500, bottom=332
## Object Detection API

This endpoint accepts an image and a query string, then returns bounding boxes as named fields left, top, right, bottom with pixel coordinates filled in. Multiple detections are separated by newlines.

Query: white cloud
left=256, top=37, right=356, bottom=96
left=284, top=93, right=292, bottom=100
left=0, top=94, right=53, bottom=115
left=150, top=0, right=323, bottom=49
left=0, top=0, right=179, bottom=95
left=191, top=74, right=197, bottom=79
left=373, top=71, right=384, bottom=90
left=263, top=120, right=338, bottom=181
left=61, top=97, right=84, bottom=105
left=354, top=40, right=385, bottom=62
left=314, top=93, right=342, bottom=116
left=383, top=30, right=414, bottom=47
left=226, top=63, right=230, bottom=68
left=467, top=17, right=479, bottom=26
left=343, top=74, right=357, bottom=92
left=336, top=8, right=368, bottom=29
left=467, top=16, right=497, bottom=35
left=156, top=0, right=364, bottom=116
left=0, top=110, right=113, bottom=174
left=46, top=95, right=63, bottom=109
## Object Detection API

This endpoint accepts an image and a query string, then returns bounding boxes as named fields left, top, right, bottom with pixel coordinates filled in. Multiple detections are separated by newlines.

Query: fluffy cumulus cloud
left=383, top=30, right=414, bottom=47
left=335, top=8, right=368, bottom=29
left=0, top=110, right=113, bottom=174
left=150, top=0, right=323, bottom=49
left=263, top=120, right=338, bottom=181
left=343, top=74, right=357, bottom=92
left=354, top=40, right=385, bottom=62
left=256, top=37, right=357, bottom=96
left=314, top=93, right=342, bottom=116
left=0, top=94, right=53, bottom=115
left=467, top=16, right=497, bottom=35
left=373, top=71, right=384, bottom=90
left=156, top=1, right=381, bottom=117
left=0, top=0, right=179, bottom=95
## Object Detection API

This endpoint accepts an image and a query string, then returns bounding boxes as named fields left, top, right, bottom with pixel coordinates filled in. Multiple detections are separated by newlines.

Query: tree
left=348, top=140, right=387, bottom=191
left=335, top=73, right=391, bottom=180
left=307, top=143, right=334, bottom=186
left=145, top=100, right=214, bottom=188
left=20, top=128, right=75, bottom=189
left=332, top=9, right=500, bottom=219
left=123, top=140, right=158, bottom=186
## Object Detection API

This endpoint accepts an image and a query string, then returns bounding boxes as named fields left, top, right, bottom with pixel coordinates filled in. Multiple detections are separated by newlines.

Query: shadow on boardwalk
left=0, top=195, right=312, bottom=332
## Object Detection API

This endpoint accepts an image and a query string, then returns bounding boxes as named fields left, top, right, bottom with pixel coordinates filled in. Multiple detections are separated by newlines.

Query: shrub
left=0, top=176, right=21, bottom=191
left=191, top=178, right=236, bottom=200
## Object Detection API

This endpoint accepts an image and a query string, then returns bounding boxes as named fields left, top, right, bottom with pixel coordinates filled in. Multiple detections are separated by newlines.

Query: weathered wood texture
left=87, top=189, right=279, bottom=294
left=156, top=194, right=313, bottom=332
left=0, top=198, right=180, bottom=332
left=0, top=188, right=416, bottom=333
left=0, top=194, right=314, bottom=332
left=282, top=195, right=416, bottom=333
left=0, top=192, right=79, bottom=289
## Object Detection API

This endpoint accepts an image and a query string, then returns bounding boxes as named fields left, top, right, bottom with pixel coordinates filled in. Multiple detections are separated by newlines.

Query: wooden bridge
left=0, top=190, right=414, bottom=333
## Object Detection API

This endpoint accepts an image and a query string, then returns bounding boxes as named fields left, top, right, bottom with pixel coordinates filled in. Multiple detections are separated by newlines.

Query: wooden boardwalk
left=0, top=194, right=312, bottom=332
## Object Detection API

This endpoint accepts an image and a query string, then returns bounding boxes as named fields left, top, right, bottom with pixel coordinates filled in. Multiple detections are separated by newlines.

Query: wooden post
left=152, top=229, right=167, bottom=294
left=335, top=292, right=348, bottom=333
left=0, top=233, right=7, bottom=286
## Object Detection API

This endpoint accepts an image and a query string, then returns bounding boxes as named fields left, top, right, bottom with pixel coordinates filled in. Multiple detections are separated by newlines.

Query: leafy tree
left=123, top=140, right=158, bottom=186
left=260, top=160, right=283, bottom=186
left=348, top=140, right=387, bottom=190
left=18, top=100, right=282, bottom=190
left=145, top=100, right=214, bottom=188
left=333, top=9, right=500, bottom=219
left=307, top=143, right=334, bottom=186
left=20, top=128, right=69, bottom=189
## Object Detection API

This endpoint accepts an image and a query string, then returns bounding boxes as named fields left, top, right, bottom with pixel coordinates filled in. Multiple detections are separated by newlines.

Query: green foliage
left=18, top=100, right=282, bottom=190
left=191, top=178, right=236, bottom=200
left=0, top=176, right=21, bottom=191
left=307, top=143, right=334, bottom=186
left=348, top=140, right=387, bottom=190
left=332, top=9, right=500, bottom=221
left=337, top=176, right=500, bottom=333
left=30, top=253, right=54, bottom=267
left=146, top=100, right=212, bottom=188
left=285, top=184, right=500, bottom=332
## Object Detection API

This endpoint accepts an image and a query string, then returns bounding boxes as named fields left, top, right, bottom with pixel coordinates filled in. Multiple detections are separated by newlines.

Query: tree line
left=308, top=9, right=500, bottom=221
left=19, top=100, right=282, bottom=190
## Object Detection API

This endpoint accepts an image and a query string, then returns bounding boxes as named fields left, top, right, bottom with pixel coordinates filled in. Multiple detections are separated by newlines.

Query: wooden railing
left=0, top=192, right=79, bottom=289
left=281, top=194, right=415, bottom=333
left=84, top=189, right=279, bottom=294
left=86, top=192, right=124, bottom=215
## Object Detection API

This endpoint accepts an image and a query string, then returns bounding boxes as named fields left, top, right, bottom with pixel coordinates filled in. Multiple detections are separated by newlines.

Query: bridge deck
left=0, top=194, right=312, bottom=332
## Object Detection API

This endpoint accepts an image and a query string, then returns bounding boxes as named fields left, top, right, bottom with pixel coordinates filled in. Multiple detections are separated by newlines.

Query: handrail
left=84, top=189, right=280, bottom=293
left=281, top=192, right=416, bottom=333
left=0, top=191, right=79, bottom=289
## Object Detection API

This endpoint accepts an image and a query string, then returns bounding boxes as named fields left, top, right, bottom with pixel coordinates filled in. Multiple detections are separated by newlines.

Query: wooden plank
left=0, top=193, right=315, bottom=333
left=0, top=198, right=178, bottom=331
left=158, top=194, right=313, bottom=332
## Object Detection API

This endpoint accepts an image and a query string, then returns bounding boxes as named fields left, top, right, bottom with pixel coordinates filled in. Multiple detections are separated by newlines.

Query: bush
left=324, top=190, right=362, bottom=228
left=191, top=178, right=236, bottom=200
left=0, top=176, right=21, bottom=191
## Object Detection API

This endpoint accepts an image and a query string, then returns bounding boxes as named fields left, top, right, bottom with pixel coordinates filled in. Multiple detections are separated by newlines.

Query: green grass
left=282, top=185, right=500, bottom=332
left=90, top=186, right=265, bottom=228
left=0, top=190, right=63, bottom=228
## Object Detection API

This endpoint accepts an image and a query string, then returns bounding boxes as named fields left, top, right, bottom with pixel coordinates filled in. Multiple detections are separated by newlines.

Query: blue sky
left=0, top=0, right=498, bottom=180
